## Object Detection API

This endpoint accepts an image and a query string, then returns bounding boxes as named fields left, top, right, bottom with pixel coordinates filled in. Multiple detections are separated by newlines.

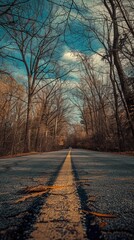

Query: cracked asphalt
left=0, top=149, right=134, bottom=240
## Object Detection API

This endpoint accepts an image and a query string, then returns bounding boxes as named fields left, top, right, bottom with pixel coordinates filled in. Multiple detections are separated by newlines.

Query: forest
left=0, top=0, right=134, bottom=156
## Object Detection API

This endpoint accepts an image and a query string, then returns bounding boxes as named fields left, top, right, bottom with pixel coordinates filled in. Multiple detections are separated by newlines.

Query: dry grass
left=112, top=151, right=134, bottom=156
left=0, top=152, right=39, bottom=159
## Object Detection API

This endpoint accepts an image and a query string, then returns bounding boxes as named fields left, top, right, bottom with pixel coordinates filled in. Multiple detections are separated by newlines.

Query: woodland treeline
left=0, top=0, right=71, bottom=155
left=0, top=0, right=134, bottom=156
left=0, top=73, right=71, bottom=155
left=69, top=0, right=134, bottom=151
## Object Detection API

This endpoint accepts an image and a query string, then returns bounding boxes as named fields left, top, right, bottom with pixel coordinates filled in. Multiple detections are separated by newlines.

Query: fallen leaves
left=15, top=191, right=48, bottom=203
left=15, top=184, right=73, bottom=203
left=99, top=222, right=108, bottom=228
left=88, top=196, right=96, bottom=202
left=82, top=210, right=117, bottom=218
left=24, top=184, right=72, bottom=193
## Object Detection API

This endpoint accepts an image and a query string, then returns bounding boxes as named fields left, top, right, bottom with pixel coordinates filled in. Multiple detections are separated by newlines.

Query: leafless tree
left=0, top=72, right=26, bottom=155
left=1, top=0, right=73, bottom=152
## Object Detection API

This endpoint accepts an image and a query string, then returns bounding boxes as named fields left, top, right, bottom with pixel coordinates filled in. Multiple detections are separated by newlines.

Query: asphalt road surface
left=0, top=149, right=134, bottom=240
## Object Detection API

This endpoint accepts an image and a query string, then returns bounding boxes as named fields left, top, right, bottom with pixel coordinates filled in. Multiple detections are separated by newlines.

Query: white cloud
left=62, top=51, right=78, bottom=62
left=62, top=49, right=81, bottom=79
left=64, top=80, right=79, bottom=89
left=91, top=48, right=105, bottom=65
left=89, top=49, right=110, bottom=82
left=68, top=70, right=80, bottom=80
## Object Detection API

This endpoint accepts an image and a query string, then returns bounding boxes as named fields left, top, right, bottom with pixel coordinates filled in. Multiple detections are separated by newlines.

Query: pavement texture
left=0, top=149, right=134, bottom=240
left=0, top=150, right=68, bottom=239
left=71, top=149, right=134, bottom=240
left=30, top=150, right=86, bottom=240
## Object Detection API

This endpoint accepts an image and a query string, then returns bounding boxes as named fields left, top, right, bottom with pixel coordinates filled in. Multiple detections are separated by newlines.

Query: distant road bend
left=0, top=149, right=134, bottom=240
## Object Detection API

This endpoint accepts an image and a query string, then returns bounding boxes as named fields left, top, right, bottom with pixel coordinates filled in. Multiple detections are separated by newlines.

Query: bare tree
left=1, top=0, right=71, bottom=152
left=0, top=72, right=25, bottom=155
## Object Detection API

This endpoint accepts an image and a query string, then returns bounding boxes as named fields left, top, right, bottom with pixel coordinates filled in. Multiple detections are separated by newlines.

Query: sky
left=0, top=0, right=104, bottom=85
left=1, top=0, right=133, bottom=126
left=0, top=0, right=112, bottom=125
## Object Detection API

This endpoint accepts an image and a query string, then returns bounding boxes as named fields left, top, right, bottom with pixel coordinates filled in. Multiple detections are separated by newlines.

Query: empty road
left=0, top=149, right=134, bottom=240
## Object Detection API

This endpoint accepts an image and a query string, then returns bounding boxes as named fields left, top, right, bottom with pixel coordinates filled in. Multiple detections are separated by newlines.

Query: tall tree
left=1, top=0, right=67, bottom=152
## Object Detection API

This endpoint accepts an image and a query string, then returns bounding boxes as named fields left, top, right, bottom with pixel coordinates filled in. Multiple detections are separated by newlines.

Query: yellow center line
left=29, top=150, right=86, bottom=240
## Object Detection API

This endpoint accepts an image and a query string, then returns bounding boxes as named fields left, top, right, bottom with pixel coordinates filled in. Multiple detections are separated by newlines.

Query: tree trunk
left=109, top=61, right=124, bottom=150
left=104, top=0, right=134, bottom=138
left=24, top=95, right=32, bottom=152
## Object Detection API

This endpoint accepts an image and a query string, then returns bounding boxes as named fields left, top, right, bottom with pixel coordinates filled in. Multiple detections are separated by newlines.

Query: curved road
left=0, top=149, right=134, bottom=240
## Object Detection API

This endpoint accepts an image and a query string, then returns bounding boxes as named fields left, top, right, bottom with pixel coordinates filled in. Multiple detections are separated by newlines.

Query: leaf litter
left=82, top=210, right=117, bottom=218
left=15, top=184, right=73, bottom=203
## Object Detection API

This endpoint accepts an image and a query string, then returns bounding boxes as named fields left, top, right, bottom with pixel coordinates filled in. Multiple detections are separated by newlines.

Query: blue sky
left=0, top=0, right=103, bottom=84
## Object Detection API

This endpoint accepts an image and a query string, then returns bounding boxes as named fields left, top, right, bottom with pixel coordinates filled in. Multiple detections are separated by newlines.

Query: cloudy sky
left=0, top=0, right=105, bottom=85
